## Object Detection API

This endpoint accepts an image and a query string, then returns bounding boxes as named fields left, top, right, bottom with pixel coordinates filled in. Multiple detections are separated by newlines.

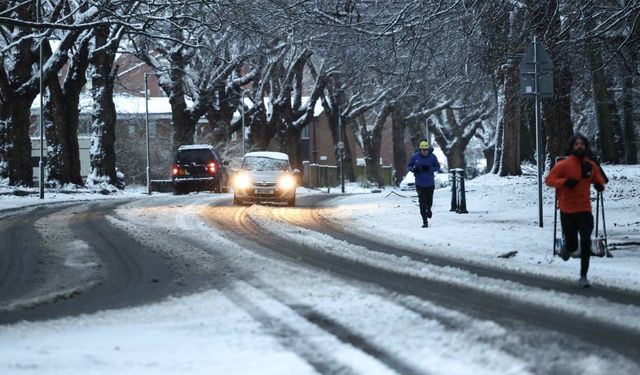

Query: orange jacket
left=545, top=155, right=605, bottom=214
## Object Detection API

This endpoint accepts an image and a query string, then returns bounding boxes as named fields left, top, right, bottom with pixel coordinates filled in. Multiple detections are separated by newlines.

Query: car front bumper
left=234, top=187, right=295, bottom=201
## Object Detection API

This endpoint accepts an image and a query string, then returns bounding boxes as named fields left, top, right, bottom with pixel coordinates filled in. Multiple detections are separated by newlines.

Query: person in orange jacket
left=545, top=134, right=606, bottom=288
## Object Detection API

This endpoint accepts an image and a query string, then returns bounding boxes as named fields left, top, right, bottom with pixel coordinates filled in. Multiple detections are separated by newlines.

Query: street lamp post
left=38, top=0, right=44, bottom=199
left=338, top=106, right=345, bottom=194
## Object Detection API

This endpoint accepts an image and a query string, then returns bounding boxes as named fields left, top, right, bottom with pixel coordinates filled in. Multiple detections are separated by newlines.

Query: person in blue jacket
left=407, top=141, right=441, bottom=227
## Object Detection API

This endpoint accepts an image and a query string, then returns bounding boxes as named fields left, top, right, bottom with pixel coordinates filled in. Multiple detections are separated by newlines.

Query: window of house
left=301, top=124, right=310, bottom=139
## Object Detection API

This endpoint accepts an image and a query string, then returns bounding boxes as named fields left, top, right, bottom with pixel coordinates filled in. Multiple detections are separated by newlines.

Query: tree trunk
left=490, top=77, right=503, bottom=175
left=281, top=126, right=303, bottom=171
left=391, top=110, right=408, bottom=186
left=44, top=78, right=84, bottom=186
left=447, top=141, right=466, bottom=170
left=0, top=9, right=37, bottom=186
left=582, top=3, right=621, bottom=164
left=362, top=134, right=382, bottom=186
left=521, top=100, right=535, bottom=163
left=407, top=119, right=426, bottom=148
left=42, top=36, right=88, bottom=187
left=587, top=46, right=620, bottom=163
left=621, top=45, right=638, bottom=164
left=360, top=105, right=391, bottom=186
left=248, top=106, right=279, bottom=151
left=483, top=145, right=495, bottom=173
left=531, top=0, right=573, bottom=168
left=498, top=63, right=522, bottom=176
left=168, top=61, right=196, bottom=152
left=0, top=96, right=35, bottom=186
left=321, top=97, right=356, bottom=182
left=88, top=27, right=118, bottom=186
left=541, top=57, right=573, bottom=166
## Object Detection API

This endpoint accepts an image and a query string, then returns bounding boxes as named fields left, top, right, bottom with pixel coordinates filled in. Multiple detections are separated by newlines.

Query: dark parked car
left=172, top=145, right=228, bottom=195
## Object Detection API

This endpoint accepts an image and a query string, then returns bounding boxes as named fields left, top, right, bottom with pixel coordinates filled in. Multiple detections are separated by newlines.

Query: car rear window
left=176, top=149, right=215, bottom=164
left=242, top=157, right=290, bottom=171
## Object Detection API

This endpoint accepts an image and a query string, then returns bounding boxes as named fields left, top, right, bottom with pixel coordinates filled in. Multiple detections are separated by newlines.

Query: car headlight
left=234, top=174, right=251, bottom=189
left=278, top=175, right=296, bottom=190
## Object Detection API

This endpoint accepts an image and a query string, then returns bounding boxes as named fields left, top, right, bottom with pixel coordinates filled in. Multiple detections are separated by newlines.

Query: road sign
left=337, top=141, right=344, bottom=150
left=520, top=41, right=554, bottom=97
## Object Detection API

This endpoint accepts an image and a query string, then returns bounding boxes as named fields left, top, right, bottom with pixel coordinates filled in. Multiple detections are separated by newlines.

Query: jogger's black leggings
left=416, top=185, right=434, bottom=223
left=561, top=211, right=594, bottom=277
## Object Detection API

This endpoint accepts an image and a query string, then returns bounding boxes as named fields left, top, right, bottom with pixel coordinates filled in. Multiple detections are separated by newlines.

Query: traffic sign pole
left=520, top=36, right=554, bottom=228
left=534, top=36, right=543, bottom=228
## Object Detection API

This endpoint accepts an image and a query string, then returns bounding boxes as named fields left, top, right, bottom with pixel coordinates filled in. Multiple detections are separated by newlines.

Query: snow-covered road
left=1, top=191, right=639, bottom=374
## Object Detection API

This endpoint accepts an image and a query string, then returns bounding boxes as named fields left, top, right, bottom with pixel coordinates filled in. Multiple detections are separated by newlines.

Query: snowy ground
left=0, top=193, right=553, bottom=375
left=1, top=170, right=640, bottom=374
left=0, top=185, right=148, bottom=213
left=319, top=165, right=640, bottom=290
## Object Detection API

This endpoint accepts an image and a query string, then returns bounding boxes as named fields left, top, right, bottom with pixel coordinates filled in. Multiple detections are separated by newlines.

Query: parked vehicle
left=172, top=145, right=228, bottom=195
left=399, top=171, right=449, bottom=190
left=233, top=151, right=299, bottom=206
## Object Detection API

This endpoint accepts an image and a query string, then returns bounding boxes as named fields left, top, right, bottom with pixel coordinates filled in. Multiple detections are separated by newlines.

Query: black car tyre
left=286, top=196, right=296, bottom=207
left=233, top=195, right=242, bottom=206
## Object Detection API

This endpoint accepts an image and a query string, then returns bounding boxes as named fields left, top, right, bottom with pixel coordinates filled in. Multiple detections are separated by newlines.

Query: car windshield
left=176, top=149, right=213, bottom=164
left=242, top=156, right=290, bottom=171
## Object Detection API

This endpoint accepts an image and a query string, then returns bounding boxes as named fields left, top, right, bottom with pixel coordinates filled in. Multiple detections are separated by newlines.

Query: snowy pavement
left=319, top=165, right=640, bottom=291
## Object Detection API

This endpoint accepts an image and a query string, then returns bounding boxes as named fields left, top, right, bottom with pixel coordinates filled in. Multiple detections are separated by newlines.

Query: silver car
left=232, top=152, right=299, bottom=206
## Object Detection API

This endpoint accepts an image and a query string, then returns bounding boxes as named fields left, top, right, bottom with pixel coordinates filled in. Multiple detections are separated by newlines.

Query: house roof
left=31, top=94, right=324, bottom=119
left=31, top=94, right=189, bottom=116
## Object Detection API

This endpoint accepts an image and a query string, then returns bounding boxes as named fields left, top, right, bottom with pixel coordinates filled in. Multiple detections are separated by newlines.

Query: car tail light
left=208, top=162, right=217, bottom=173
left=172, top=164, right=179, bottom=175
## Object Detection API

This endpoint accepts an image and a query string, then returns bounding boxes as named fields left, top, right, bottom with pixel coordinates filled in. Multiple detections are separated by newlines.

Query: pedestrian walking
left=407, top=141, right=441, bottom=228
left=545, top=134, right=606, bottom=288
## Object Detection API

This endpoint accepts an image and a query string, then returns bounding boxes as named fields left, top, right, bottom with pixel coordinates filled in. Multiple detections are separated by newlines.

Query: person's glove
left=564, top=178, right=579, bottom=188
left=421, top=165, right=431, bottom=173
left=581, top=162, right=593, bottom=179
left=594, top=183, right=604, bottom=192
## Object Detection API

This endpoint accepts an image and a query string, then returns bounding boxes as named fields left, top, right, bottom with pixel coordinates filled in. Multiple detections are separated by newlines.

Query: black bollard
left=450, top=169, right=458, bottom=211
left=456, top=169, right=468, bottom=214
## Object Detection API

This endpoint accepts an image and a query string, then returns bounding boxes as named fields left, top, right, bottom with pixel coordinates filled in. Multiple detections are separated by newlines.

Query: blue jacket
left=407, top=148, right=441, bottom=188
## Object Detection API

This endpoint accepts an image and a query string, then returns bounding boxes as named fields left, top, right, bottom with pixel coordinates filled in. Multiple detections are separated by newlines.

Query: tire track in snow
left=202, top=197, right=640, bottom=365
left=295, top=195, right=640, bottom=307
left=223, top=281, right=366, bottom=375
left=303, top=195, right=640, bottom=307
left=0, top=204, right=92, bottom=312
left=0, top=200, right=179, bottom=324
left=247, top=278, right=428, bottom=375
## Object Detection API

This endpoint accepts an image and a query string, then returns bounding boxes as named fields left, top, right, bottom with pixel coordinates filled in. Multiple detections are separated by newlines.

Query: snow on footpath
left=0, top=185, right=150, bottom=214
left=319, top=165, right=640, bottom=290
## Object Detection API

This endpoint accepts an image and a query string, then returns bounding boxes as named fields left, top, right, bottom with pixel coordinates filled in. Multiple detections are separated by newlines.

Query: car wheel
left=286, top=196, right=295, bottom=207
